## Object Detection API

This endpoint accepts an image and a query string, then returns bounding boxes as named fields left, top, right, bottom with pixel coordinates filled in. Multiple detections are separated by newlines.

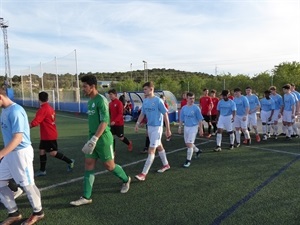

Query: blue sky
left=0, top=0, right=299, bottom=77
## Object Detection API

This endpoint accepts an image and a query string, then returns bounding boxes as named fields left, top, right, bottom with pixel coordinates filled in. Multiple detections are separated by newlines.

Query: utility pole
left=142, top=60, right=148, bottom=82
left=0, top=18, right=11, bottom=86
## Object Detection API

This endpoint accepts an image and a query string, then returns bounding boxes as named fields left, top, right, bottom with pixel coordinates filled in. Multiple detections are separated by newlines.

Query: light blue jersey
left=246, top=94, right=260, bottom=112
left=217, top=99, right=236, bottom=116
left=180, top=104, right=204, bottom=127
left=270, top=93, right=283, bottom=110
left=283, top=93, right=296, bottom=111
left=0, top=103, right=31, bottom=151
left=260, top=98, right=275, bottom=111
left=292, top=91, right=300, bottom=102
left=142, top=96, right=167, bottom=126
left=233, top=95, right=249, bottom=116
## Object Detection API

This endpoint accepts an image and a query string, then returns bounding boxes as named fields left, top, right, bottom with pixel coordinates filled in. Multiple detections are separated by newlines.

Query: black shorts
left=203, top=115, right=211, bottom=123
left=110, top=125, right=124, bottom=138
left=39, top=140, right=58, bottom=152
left=211, top=115, right=217, bottom=123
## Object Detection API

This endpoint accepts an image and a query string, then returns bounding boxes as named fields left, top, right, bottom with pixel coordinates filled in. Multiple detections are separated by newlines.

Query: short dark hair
left=186, top=92, right=194, bottom=97
left=282, top=84, right=291, bottom=90
left=210, top=89, right=216, bottom=93
left=39, top=91, right=48, bottom=102
left=80, top=75, right=97, bottom=87
left=221, top=90, right=229, bottom=96
left=0, top=84, right=7, bottom=96
left=203, top=88, right=208, bottom=92
left=234, top=88, right=241, bottom=92
left=142, top=81, right=154, bottom=88
left=264, top=90, right=271, bottom=94
left=108, top=89, right=117, bottom=95
left=245, top=86, right=252, bottom=90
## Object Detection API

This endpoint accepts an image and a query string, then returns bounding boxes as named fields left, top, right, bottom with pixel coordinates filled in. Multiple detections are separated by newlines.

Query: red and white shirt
left=109, top=98, right=124, bottom=126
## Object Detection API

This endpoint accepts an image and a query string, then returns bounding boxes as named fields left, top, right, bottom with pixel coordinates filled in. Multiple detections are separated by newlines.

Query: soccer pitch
left=1, top=108, right=300, bottom=225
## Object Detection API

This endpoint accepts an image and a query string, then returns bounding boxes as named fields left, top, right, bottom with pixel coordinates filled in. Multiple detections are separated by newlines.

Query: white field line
left=39, top=140, right=211, bottom=192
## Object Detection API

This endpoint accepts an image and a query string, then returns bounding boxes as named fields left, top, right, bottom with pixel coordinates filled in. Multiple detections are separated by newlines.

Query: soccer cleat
left=235, top=143, right=240, bottom=148
left=127, top=141, right=133, bottom=152
left=295, top=135, right=299, bottom=138
left=214, top=146, right=221, bottom=152
left=140, top=148, right=148, bottom=154
left=135, top=173, right=146, bottom=181
left=279, top=133, right=286, bottom=136
left=262, top=135, right=267, bottom=141
left=267, top=133, right=271, bottom=138
left=14, top=187, right=23, bottom=199
left=21, top=212, right=44, bottom=225
left=70, top=197, right=92, bottom=206
left=183, top=161, right=191, bottom=168
left=229, top=144, right=234, bottom=150
left=242, top=139, right=247, bottom=144
left=246, top=139, right=251, bottom=145
left=256, top=134, right=261, bottom=142
left=120, top=176, right=131, bottom=194
left=1, top=214, right=22, bottom=225
left=274, top=135, right=278, bottom=140
left=67, top=159, right=75, bottom=172
left=195, top=149, right=201, bottom=159
left=35, top=170, right=46, bottom=177
left=157, top=164, right=170, bottom=173
left=286, top=136, right=292, bottom=140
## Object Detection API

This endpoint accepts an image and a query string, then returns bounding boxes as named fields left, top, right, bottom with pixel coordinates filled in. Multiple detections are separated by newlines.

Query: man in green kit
left=70, top=75, right=131, bottom=206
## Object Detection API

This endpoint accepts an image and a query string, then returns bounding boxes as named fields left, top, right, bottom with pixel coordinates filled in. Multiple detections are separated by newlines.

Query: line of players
left=180, top=84, right=300, bottom=153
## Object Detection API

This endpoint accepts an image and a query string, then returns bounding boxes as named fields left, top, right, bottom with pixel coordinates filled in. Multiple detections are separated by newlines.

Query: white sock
left=235, top=130, right=241, bottom=143
left=158, top=150, right=169, bottom=166
left=287, top=126, right=293, bottom=137
left=216, top=133, right=222, bottom=146
left=142, top=153, right=155, bottom=174
left=23, top=185, right=43, bottom=213
left=262, top=125, right=267, bottom=134
left=292, top=123, right=299, bottom=135
left=273, top=124, right=278, bottom=135
left=267, top=124, right=271, bottom=133
left=244, top=130, right=250, bottom=139
left=0, top=185, right=18, bottom=214
left=187, top=148, right=193, bottom=161
left=229, top=133, right=235, bottom=145
left=193, top=144, right=199, bottom=152
left=282, top=125, right=287, bottom=134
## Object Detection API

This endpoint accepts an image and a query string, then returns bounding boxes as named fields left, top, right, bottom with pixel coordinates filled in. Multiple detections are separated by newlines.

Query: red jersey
left=31, top=102, right=58, bottom=140
left=199, top=96, right=213, bottom=115
left=228, top=95, right=234, bottom=100
left=180, top=99, right=187, bottom=108
left=211, top=97, right=219, bottom=116
left=109, top=99, right=124, bottom=126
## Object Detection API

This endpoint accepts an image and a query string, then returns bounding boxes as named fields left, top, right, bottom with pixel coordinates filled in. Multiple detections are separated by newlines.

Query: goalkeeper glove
left=82, top=135, right=99, bottom=154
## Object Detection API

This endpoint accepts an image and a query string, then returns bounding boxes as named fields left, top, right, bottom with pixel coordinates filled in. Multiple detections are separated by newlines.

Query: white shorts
left=233, top=115, right=248, bottom=129
left=261, top=110, right=273, bottom=124
left=248, top=112, right=257, bottom=127
left=147, top=126, right=163, bottom=148
left=272, top=109, right=280, bottom=123
left=0, top=145, right=35, bottom=187
left=217, top=115, right=233, bottom=132
left=282, top=110, right=293, bottom=123
left=184, top=126, right=198, bottom=144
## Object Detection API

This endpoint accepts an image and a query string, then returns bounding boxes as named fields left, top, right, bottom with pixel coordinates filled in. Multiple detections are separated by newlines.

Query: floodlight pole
left=0, top=18, right=11, bottom=86
left=143, top=60, right=148, bottom=82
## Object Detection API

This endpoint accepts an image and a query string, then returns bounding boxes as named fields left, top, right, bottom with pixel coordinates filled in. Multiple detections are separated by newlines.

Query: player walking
left=214, top=90, right=236, bottom=151
left=135, top=82, right=171, bottom=181
left=70, top=75, right=131, bottom=207
left=108, top=89, right=133, bottom=152
left=0, top=85, right=44, bottom=225
left=178, top=92, right=203, bottom=167
left=199, top=89, right=213, bottom=138
left=31, top=91, right=75, bottom=176
left=233, top=88, right=251, bottom=147
left=260, top=90, right=275, bottom=140
left=245, top=87, right=261, bottom=142
left=269, top=86, right=284, bottom=139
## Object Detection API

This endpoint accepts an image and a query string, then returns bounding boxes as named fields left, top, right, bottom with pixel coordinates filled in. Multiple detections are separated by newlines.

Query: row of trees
left=3, top=61, right=300, bottom=99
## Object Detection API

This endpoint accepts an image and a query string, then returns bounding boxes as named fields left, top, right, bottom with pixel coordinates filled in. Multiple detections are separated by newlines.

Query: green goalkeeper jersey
left=87, top=93, right=111, bottom=137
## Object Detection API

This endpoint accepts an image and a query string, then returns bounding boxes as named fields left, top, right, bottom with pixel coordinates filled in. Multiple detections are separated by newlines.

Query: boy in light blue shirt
left=260, top=90, right=275, bottom=140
